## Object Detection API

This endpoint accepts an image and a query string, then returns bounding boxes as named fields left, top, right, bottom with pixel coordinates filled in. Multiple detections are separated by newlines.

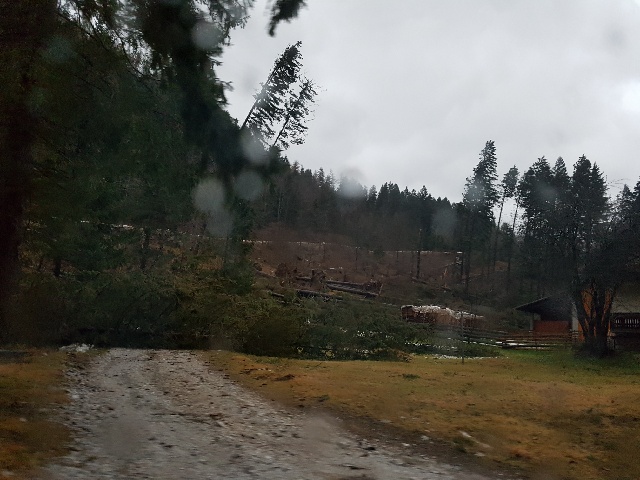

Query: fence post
left=460, top=315, right=465, bottom=364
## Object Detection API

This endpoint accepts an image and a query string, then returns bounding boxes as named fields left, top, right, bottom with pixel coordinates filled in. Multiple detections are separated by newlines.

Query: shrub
left=297, top=300, right=432, bottom=360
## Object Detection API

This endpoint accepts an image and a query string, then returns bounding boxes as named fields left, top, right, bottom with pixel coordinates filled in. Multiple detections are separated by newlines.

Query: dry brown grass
left=0, top=350, right=71, bottom=479
left=204, top=349, right=640, bottom=480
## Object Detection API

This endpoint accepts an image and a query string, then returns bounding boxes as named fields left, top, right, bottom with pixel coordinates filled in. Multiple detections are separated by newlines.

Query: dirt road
left=41, top=349, right=504, bottom=479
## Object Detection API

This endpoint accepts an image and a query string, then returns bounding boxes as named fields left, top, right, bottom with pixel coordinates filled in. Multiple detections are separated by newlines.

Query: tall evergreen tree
left=550, top=157, right=572, bottom=257
left=461, top=140, right=499, bottom=291
left=492, top=165, right=519, bottom=272
left=463, top=141, right=499, bottom=218
left=0, top=0, right=58, bottom=328
left=614, top=184, right=636, bottom=229
left=241, top=42, right=304, bottom=144
left=517, top=154, right=619, bottom=354
left=517, top=157, right=555, bottom=295
left=567, top=157, right=611, bottom=354
left=569, top=156, right=608, bottom=260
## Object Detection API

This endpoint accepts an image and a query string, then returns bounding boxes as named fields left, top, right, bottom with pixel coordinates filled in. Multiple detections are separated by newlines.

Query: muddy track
left=41, top=349, right=502, bottom=479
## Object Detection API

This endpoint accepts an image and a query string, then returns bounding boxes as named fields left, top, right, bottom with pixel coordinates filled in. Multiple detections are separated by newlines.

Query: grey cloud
left=218, top=0, right=640, bottom=201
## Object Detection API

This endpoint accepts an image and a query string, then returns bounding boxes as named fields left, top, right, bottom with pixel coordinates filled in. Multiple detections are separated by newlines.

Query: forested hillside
left=0, top=0, right=308, bottom=349
left=254, top=162, right=456, bottom=251
left=2, top=1, right=639, bottom=356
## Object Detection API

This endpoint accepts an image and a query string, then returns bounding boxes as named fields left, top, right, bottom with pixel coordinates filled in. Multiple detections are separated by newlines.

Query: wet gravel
left=40, top=348, right=500, bottom=479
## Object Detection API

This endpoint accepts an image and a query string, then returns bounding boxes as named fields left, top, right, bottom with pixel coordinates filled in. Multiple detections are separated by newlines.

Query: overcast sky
left=217, top=0, right=640, bottom=202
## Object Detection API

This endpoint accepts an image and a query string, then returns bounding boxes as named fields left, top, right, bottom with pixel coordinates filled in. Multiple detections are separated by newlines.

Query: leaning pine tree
left=241, top=41, right=304, bottom=142
left=271, top=77, right=318, bottom=150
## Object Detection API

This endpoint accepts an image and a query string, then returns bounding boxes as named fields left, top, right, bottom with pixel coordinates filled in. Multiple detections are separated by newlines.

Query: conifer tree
left=517, top=157, right=556, bottom=295
left=272, top=78, right=318, bottom=150
left=0, top=0, right=308, bottom=334
left=241, top=42, right=303, bottom=142
left=492, top=166, right=519, bottom=272
left=461, top=141, right=499, bottom=291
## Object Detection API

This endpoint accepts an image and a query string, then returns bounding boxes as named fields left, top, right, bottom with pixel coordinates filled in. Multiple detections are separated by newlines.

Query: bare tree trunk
left=53, top=258, right=62, bottom=278
left=271, top=112, right=291, bottom=149
left=140, top=227, right=152, bottom=270
left=416, top=228, right=422, bottom=279
left=354, top=246, right=358, bottom=271
left=492, top=198, right=505, bottom=273
left=0, top=1, right=57, bottom=334
left=506, top=203, right=519, bottom=289
left=464, top=250, right=471, bottom=293
left=464, top=214, right=476, bottom=293
left=574, top=279, right=615, bottom=356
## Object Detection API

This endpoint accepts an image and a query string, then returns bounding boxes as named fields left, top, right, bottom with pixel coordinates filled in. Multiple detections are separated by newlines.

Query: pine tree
left=569, top=156, right=608, bottom=259
left=615, top=184, right=635, bottom=228
left=241, top=42, right=303, bottom=143
left=550, top=157, right=572, bottom=257
left=272, top=77, right=318, bottom=150
left=517, top=157, right=555, bottom=295
left=463, top=141, right=499, bottom=217
left=492, top=165, right=519, bottom=272
left=461, top=140, right=499, bottom=291
left=518, top=154, right=614, bottom=354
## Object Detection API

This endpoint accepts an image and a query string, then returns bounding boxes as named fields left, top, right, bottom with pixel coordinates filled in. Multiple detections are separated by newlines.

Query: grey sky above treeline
left=218, top=0, right=640, bottom=202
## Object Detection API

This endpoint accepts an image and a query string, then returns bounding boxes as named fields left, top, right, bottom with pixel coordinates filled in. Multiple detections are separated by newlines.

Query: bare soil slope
left=251, top=225, right=459, bottom=305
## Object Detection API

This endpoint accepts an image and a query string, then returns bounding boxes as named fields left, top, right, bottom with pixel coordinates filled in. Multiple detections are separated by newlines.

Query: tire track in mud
left=41, top=349, right=501, bottom=479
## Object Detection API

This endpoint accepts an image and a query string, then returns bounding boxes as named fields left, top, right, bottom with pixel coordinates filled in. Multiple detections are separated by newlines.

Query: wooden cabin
left=514, top=296, right=577, bottom=333
left=611, top=312, right=640, bottom=349
left=609, top=285, right=640, bottom=349
left=516, top=289, right=640, bottom=350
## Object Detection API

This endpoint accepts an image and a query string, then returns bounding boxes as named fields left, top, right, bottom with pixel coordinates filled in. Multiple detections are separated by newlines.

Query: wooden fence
left=427, top=323, right=578, bottom=350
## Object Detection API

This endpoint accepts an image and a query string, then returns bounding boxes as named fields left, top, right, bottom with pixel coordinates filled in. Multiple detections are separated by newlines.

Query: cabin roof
left=514, top=296, right=572, bottom=318
left=612, top=296, right=640, bottom=313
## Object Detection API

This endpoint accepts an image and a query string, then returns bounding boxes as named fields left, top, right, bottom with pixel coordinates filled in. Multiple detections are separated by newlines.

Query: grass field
left=205, top=348, right=640, bottom=480
left=0, top=350, right=70, bottom=480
